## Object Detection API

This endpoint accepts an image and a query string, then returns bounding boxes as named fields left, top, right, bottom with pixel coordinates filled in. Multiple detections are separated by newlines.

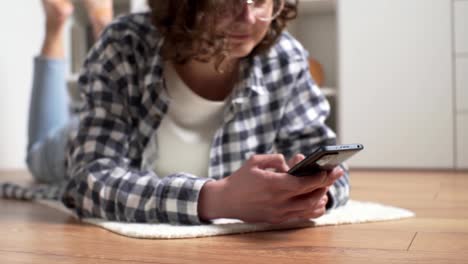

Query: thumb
left=249, top=154, right=289, bottom=172
left=288, top=153, right=306, bottom=168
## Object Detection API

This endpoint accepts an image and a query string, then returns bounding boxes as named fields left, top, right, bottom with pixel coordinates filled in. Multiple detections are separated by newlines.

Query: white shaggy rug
left=37, top=200, right=414, bottom=239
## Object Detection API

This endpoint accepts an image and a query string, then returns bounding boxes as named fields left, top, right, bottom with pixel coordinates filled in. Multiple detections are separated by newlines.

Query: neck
left=172, top=57, right=240, bottom=101
left=188, top=57, right=239, bottom=80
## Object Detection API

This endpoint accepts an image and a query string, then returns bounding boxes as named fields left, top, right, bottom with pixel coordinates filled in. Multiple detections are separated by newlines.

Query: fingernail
left=333, top=169, right=343, bottom=178
left=321, top=171, right=328, bottom=183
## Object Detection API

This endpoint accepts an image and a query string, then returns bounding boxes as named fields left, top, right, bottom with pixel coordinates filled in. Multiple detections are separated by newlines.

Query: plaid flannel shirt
left=61, top=13, right=350, bottom=225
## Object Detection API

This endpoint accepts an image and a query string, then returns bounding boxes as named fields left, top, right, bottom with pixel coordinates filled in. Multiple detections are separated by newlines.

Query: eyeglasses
left=220, top=0, right=285, bottom=22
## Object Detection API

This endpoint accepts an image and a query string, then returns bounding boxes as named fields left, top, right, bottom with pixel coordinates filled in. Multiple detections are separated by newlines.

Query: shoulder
left=245, top=31, right=321, bottom=103
left=79, top=13, right=166, bottom=100
left=92, top=12, right=163, bottom=56
left=252, top=32, right=309, bottom=80
left=251, top=32, right=310, bottom=85
left=260, top=31, right=309, bottom=63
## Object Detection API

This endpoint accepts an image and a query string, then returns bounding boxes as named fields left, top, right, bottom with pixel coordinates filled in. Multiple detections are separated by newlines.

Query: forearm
left=63, top=159, right=211, bottom=224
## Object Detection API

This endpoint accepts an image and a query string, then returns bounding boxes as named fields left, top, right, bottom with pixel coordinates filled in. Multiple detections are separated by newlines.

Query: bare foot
left=42, top=0, right=74, bottom=33
left=41, top=0, right=74, bottom=59
left=83, top=0, right=114, bottom=39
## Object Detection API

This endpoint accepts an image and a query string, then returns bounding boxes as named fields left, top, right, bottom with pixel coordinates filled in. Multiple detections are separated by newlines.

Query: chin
left=229, top=44, right=256, bottom=58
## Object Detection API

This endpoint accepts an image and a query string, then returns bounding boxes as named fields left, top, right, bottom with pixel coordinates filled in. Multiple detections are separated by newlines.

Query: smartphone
left=287, top=144, right=364, bottom=177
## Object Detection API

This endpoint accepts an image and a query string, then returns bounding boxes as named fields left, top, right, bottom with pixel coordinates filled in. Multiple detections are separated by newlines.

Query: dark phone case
left=288, top=144, right=364, bottom=177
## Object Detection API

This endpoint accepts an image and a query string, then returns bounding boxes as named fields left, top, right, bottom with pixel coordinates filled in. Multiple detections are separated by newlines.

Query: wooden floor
left=1, top=169, right=468, bottom=263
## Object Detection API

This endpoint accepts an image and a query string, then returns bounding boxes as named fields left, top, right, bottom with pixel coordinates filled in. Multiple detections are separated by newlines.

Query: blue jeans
left=26, top=57, right=75, bottom=184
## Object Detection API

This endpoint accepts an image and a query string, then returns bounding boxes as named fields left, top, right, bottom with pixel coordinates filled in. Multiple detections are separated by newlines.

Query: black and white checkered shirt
left=60, top=13, right=350, bottom=225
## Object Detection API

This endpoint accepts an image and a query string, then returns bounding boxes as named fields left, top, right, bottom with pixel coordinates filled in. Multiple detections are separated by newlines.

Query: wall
left=338, top=0, right=455, bottom=168
left=294, top=14, right=337, bottom=89
left=0, top=1, right=45, bottom=169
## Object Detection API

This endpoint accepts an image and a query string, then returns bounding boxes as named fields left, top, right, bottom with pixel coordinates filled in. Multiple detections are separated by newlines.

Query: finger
left=272, top=170, right=326, bottom=196
left=295, top=195, right=328, bottom=220
left=269, top=166, right=342, bottom=198
left=321, top=193, right=328, bottom=205
left=296, top=166, right=345, bottom=194
left=287, top=154, right=305, bottom=168
left=327, top=166, right=345, bottom=183
left=281, top=205, right=327, bottom=222
left=249, top=154, right=289, bottom=172
left=302, top=206, right=327, bottom=219
left=280, top=187, right=328, bottom=213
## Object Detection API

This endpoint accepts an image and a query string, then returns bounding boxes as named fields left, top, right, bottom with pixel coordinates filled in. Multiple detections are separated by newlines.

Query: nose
left=235, top=2, right=256, bottom=24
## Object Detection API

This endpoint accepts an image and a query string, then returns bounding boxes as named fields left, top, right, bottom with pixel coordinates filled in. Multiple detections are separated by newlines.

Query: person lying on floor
left=26, top=0, right=349, bottom=224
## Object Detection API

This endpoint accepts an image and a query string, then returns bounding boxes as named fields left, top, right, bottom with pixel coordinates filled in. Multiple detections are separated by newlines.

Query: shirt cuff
left=161, top=174, right=214, bottom=225
left=326, top=182, right=350, bottom=210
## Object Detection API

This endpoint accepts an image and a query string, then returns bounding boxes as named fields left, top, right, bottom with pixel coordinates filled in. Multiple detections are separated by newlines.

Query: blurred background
left=0, top=0, right=466, bottom=171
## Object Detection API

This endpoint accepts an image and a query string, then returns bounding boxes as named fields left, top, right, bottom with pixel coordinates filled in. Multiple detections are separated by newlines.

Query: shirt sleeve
left=61, top=25, right=212, bottom=225
left=274, top=53, right=350, bottom=210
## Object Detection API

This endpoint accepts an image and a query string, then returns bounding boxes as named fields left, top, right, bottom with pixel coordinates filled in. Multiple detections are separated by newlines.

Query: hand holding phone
left=288, top=144, right=364, bottom=177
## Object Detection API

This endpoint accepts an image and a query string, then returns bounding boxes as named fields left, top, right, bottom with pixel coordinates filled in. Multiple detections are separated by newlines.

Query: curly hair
left=147, top=0, right=298, bottom=66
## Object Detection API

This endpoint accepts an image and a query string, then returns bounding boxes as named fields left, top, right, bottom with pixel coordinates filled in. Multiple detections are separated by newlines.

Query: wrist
left=198, top=179, right=229, bottom=221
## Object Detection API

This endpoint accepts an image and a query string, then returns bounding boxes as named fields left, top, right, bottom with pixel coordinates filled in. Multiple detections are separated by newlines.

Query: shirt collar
left=230, top=56, right=268, bottom=105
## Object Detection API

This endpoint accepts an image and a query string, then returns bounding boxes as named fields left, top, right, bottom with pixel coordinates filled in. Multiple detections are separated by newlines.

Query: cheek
left=253, top=23, right=271, bottom=43
left=214, top=15, right=234, bottom=33
left=216, top=20, right=232, bottom=31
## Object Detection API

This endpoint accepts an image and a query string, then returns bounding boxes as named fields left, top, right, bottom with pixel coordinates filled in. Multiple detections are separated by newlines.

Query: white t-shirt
left=142, top=63, right=227, bottom=177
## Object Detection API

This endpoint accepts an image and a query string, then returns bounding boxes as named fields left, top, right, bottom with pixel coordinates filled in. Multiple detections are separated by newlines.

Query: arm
left=61, top=24, right=211, bottom=224
left=275, top=55, right=349, bottom=210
